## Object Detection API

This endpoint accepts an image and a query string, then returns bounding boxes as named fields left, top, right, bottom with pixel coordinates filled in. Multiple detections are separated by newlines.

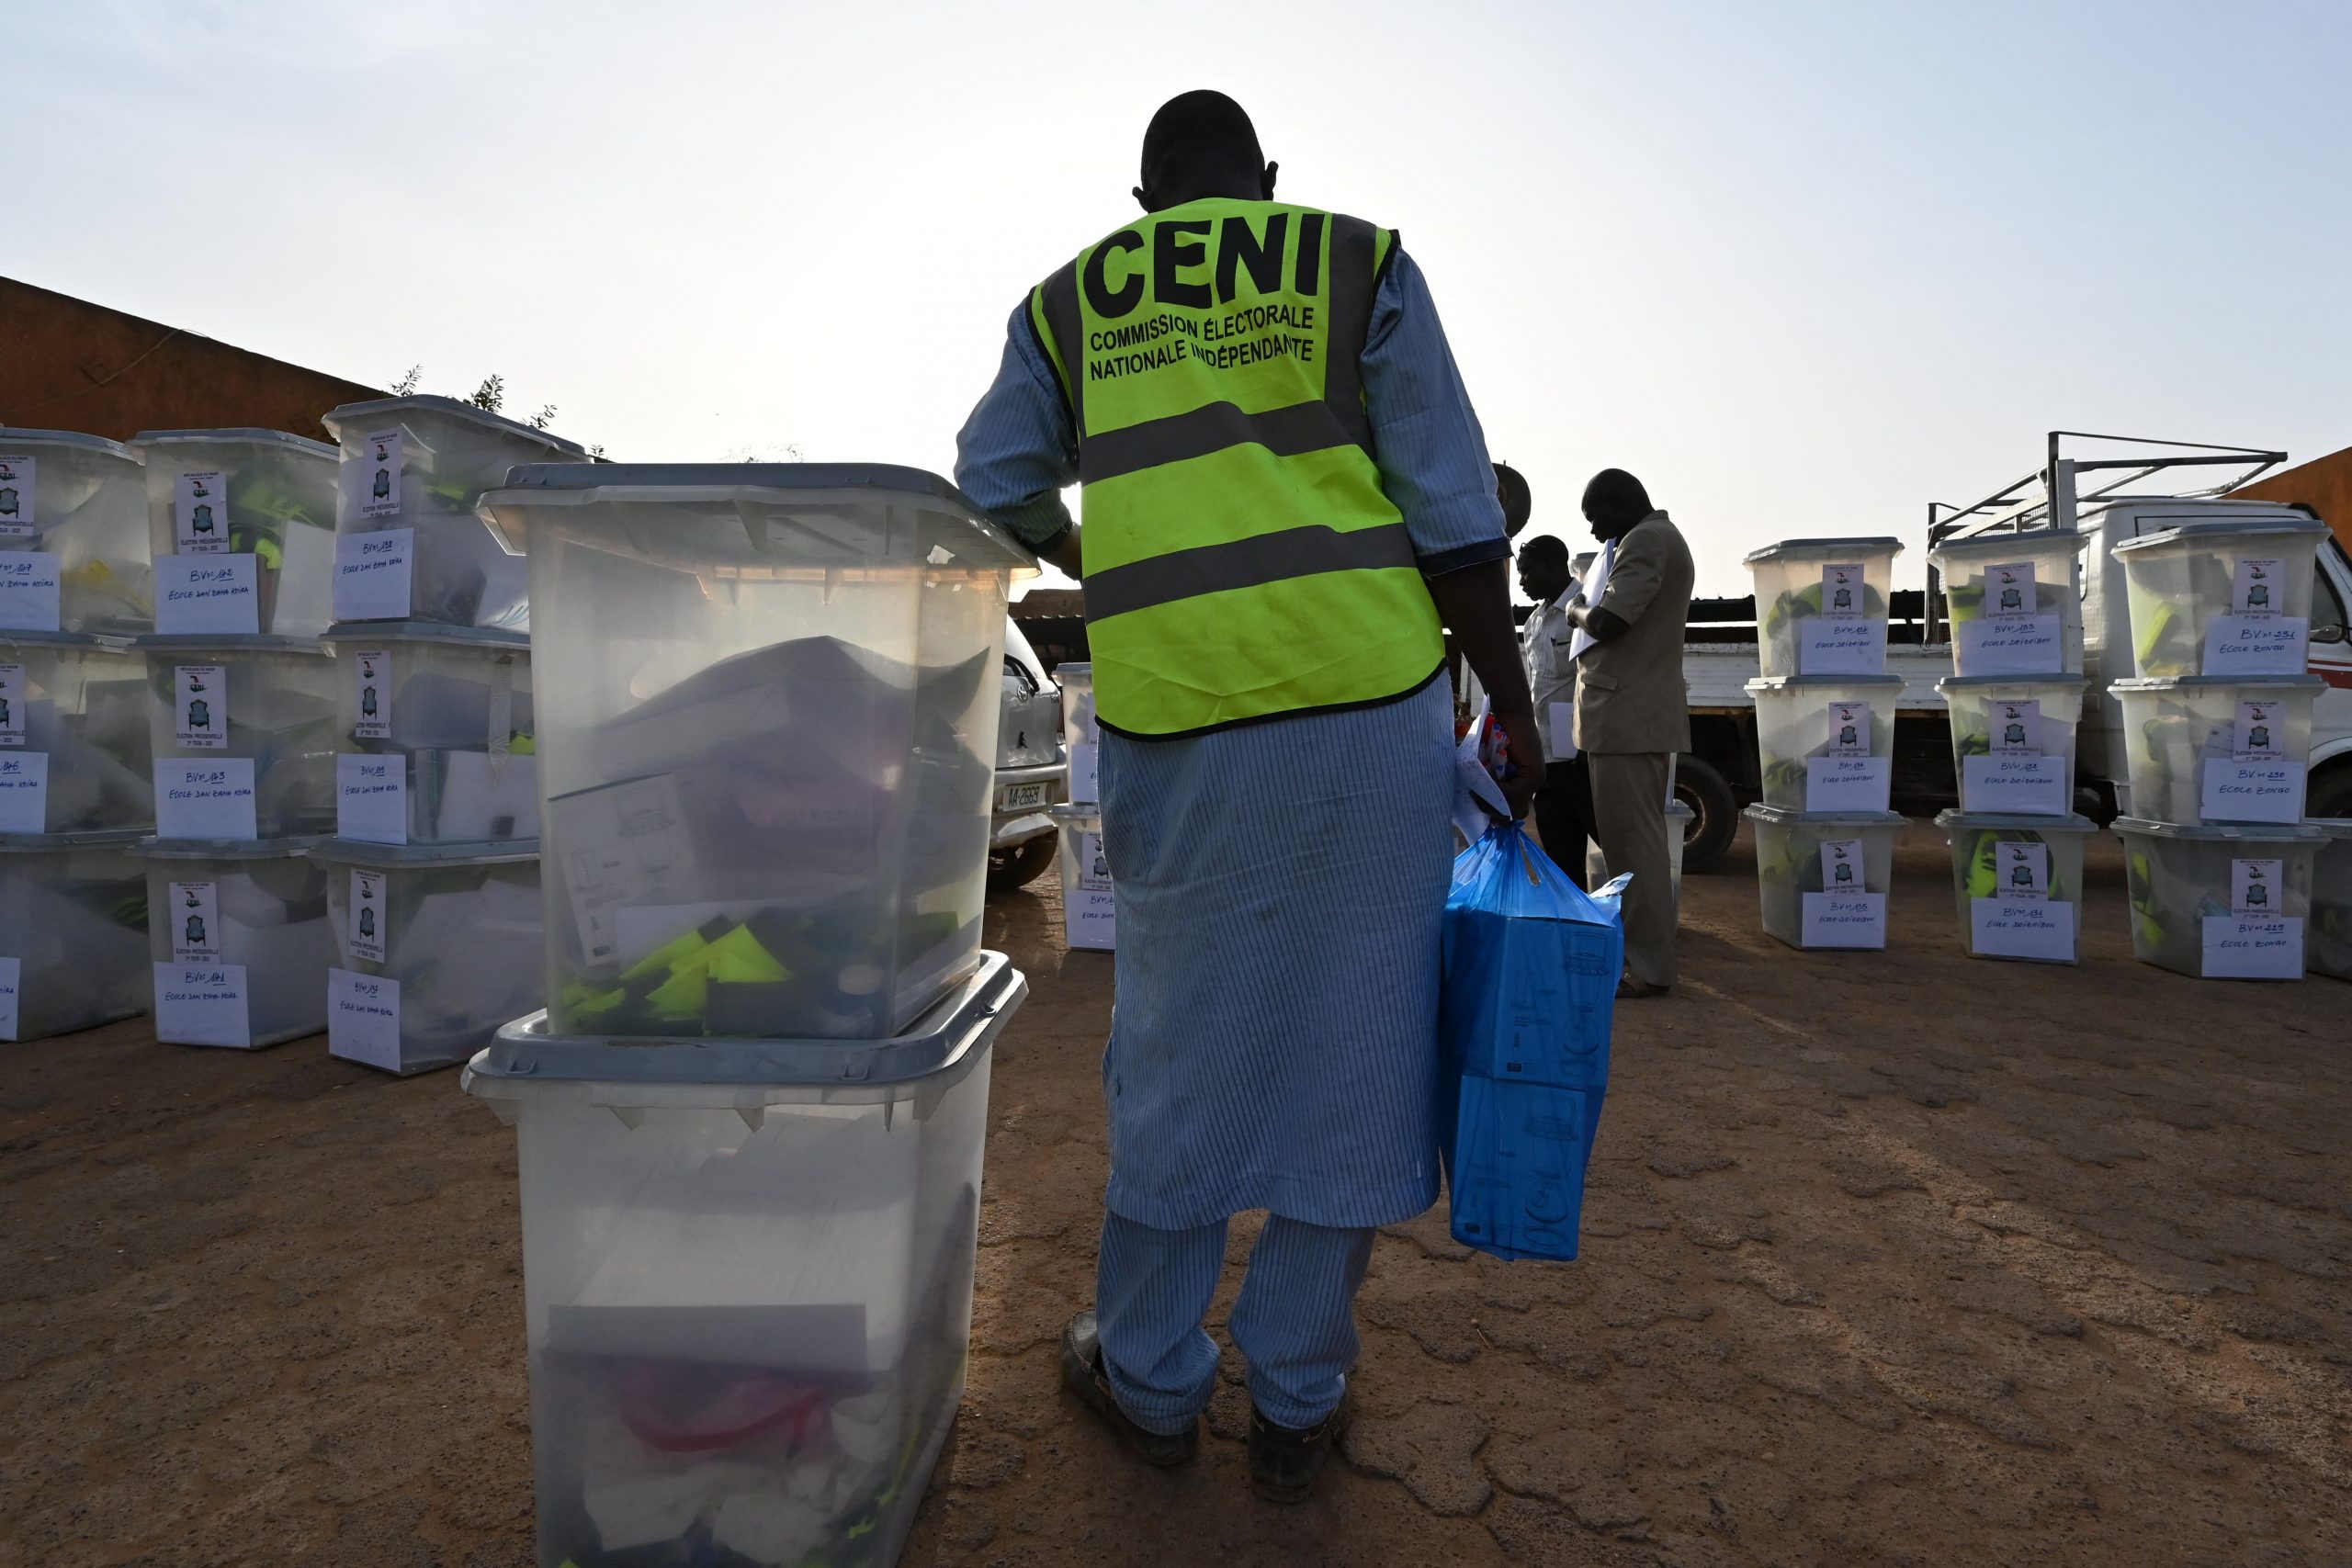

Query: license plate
left=997, top=782, right=1049, bottom=811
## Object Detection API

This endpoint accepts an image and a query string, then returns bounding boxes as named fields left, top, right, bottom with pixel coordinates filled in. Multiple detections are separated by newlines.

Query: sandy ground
left=3, top=820, right=2349, bottom=1568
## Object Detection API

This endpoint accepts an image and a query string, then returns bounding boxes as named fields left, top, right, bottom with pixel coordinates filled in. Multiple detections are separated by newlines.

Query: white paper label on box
left=153, top=962, right=251, bottom=1047
left=1804, top=755, right=1891, bottom=812
left=1821, top=563, right=1865, bottom=616
left=0, top=455, right=37, bottom=536
left=2232, top=700, right=2284, bottom=762
left=1971, top=896, right=2074, bottom=961
left=174, top=664, right=229, bottom=750
left=2199, top=759, right=2305, bottom=824
left=1818, top=838, right=1865, bottom=892
left=0, top=552, right=63, bottom=632
left=175, top=470, right=232, bottom=552
left=1826, top=701, right=1870, bottom=757
left=1077, top=830, right=1112, bottom=891
left=1065, top=829, right=1115, bottom=949
left=347, top=870, right=388, bottom=964
left=155, top=554, right=260, bottom=635
left=168, top=880, right=220, bottom=962
left=2200, top=915, right=2303, bottom=979
left=0, top=955, right=17, bottom=1040
left=1983, top=561, right=2037, bottom=619
left=1996, top=841, right=2049, bottom=898
left=2232, top=558, right=2282, bottom=617
left=327, top=969, right=403, bottom=1071
left=1069, top=740, right=1099, bottom=804
left=350, top=649, right=392, bottom=739
left=2232, top=858, right=2283, bottom=915
left=0, top=750, right=49, bottom=832
left=1797, top=618, right=1887, bottom=675
left=154, top=758, right=256, bottom=839
left=336, top=753, right=409, bottom=844
left=2203, top=615, right=2309, bottom=675
left=359, top=430, right=403, bottom=520
left=1802, top=891, right=1886, bottom=949
left=1546, top=700, right=1577, bottom=761
left=1963, top=753, right=2069, bottom=816
left=1990, top=699, right=2041, bottom=755
left=1956, top=614, right=2063, bottom=676
left=0, top=662, right=23, bottom=746
left=333, top=528, right=414, bottom=621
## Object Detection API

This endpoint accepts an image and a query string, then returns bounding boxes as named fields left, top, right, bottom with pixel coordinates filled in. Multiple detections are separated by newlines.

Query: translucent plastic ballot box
left=312, top=837, right=544, bottom=1075
left=1747, top=675, right=1905, bottom=812
left=128, top=429, right=339, bottom=637
left=322, top=623, right=538, bottom=845
left=477, top=464, right=1035, bottom=1042
left=2111, top=513, right=2329, bottom=679
left=2311, top=819, right=2352, bottom=981
left=0, top=632, right=153, bottom=833
left=1586, top=799, right=1695, bottom=901
left=1049, top=804, right=1111, bottom=950
left=0, top=829, right=150, bottom=1042
left=460, top=952, right=1025, bottom=1568
left=138, top=635, right=338, bottom=840
left=2106, top=675, right=2323, bottom=827
left=322, top=395, right=587, bottom=631
left=1934, top=809, right=2098, bottom=964
left=1927, top=529, right=2088, bottom=677
left=1057, top=661, right=1098, bottom=806
left=141, top=835, right=335, bottom=1046
left=1743, top=804, right=1903, bottom=951
left=1741, top=536, right=1905, bottom=680
left=0, top=429, right=153, bottom=638
left=2113, top=817, right=2325, bottom=982
left=1937, top=675, right=2088, bottom=818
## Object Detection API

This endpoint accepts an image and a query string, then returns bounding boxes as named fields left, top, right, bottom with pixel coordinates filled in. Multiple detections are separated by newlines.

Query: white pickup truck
left=1669, top=434, right=2352, bottom=872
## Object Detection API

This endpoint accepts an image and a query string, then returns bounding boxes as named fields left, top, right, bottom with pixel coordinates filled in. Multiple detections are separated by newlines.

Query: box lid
left=138, top=834, right=328, bottom=861
left=130, top=632, right=330, bottom=657
left=477, top=463, right=1032, bottom=570
left=465, top=951, right=1026, bottom=1106
left=2310, top=818, right=2352, bottom=840
left=1933, top=809, right=2098, bottom=834
left=308, top=836, right=538, bottom=868
left=2108, top=674, right=2326, bottom=696
left=320, top=621, right=528, bottom=651
left=1936, top=674, right=2091, bottom=694
left=1927, top=529, right=2087, bottom=565
left=1746, top=675, right=1907, bottom=695
left=2110, top=515, right=2327, bottom=556
left=0, top=828, right=149, bottom=852
left=1741, top=536, right=1906, bottom=567
left=1742, top=804, right=1906, bottom=828
left=128, top=429, right=336, bottom=459
left=1047, top=805, right=1101, bottom=828
left=0, top=628, right=132, bottom=652
left=0, top=428, right=137, bottom=460
left=2109, top=817, right=2330, bottom=843
left=1666, top=800, right=1696, bottom=819
left=322, top=395, right=589, bottom=457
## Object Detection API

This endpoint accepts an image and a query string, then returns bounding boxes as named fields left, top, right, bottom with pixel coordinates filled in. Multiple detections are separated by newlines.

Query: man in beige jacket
left=1565, top=468, right=1695, bottom=997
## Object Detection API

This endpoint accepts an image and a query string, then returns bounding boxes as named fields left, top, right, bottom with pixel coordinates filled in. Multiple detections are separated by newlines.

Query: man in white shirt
left=1515, top=534, right=1595, bottom=886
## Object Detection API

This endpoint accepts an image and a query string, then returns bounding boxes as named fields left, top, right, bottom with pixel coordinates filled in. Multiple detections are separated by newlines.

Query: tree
left=391, top=365, right=422, bottom=396
left=470, top=375, right=505, bottom=414
left=530, top=404, right=558, bottom=431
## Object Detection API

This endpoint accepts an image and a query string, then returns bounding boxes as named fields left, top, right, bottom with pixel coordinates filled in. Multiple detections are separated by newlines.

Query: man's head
left=1581, top=468, right=1654, bottom=542
left=1136, top=91, right=1276, bottom=212
left=1516, top=534, right=1573, bottom=604
left=1494, top=461, right=1532, bottom=538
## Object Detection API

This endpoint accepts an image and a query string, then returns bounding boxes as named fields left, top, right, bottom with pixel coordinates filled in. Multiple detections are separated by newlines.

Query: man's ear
left=1261, top=161, right=1279, bottom=199
left=1134, top=185, right=1152, bottom=211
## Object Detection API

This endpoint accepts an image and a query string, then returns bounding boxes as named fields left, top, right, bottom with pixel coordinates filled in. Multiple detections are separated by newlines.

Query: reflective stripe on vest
left=1031, top=198, right=1445, bottom=738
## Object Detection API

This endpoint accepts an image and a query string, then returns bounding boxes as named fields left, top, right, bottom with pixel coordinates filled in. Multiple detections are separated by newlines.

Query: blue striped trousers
left=1095, top=1207, right=1376, bottom=1434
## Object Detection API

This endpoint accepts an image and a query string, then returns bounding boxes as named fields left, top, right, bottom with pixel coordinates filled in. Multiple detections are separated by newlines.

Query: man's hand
left=1493, top=706, right=1543, bottom=820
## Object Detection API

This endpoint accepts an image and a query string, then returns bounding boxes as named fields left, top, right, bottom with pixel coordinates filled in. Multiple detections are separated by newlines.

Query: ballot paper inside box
left=0, top=829, right=151, bottom=1043
left=0, top=429, right=153, bottom=638
left=463, top=954, right=1019, bottom=1568
left=0, top=635, right=153, bottom=834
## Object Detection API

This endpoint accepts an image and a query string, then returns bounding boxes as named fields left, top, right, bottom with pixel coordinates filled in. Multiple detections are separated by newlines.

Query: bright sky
left=17, top=0, right=2351, bottom=597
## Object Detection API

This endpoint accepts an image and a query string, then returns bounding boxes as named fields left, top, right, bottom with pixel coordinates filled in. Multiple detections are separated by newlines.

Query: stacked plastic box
left=1052, top=663, right=1111, bottom=950
left=2107, top=514, right=2331, bottom=980
left=1924, top=529, right=2100, bottom=963
left=2310, top=820, right=2352, bottom=981
left=1740, top=537, right=1905, bottom=949
left=126, top=428, right=341, bottom=1047
left=0, top=431, right=154, bottom=1041
left=309, top=395, right=573, bottom=1071
left=464, top=464, right=1034, bottom=1568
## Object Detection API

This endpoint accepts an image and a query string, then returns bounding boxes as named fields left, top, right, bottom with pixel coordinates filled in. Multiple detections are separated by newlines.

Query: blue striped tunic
left=956, top=244, right=1509, bottom=1230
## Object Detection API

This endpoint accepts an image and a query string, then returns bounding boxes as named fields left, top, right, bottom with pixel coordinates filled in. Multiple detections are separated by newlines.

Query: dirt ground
left=4, top=820, right=2349, bottom=1568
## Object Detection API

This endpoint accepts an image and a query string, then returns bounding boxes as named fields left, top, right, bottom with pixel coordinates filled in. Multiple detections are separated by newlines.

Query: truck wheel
left=1675, top=754, right=1738, bottom=874
left=2309, top=761, right=2352, bottom=822
left=986, top=833, right=1059, bottom=896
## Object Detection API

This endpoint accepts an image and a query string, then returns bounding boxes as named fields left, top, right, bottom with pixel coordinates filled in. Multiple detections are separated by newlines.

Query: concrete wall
left=0, top=276, right=383, bottom=444
left=2233, top=443, right=2352, bottom=556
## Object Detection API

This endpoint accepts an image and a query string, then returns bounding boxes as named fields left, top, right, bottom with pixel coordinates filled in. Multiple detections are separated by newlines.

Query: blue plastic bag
left=1438, top=821, right=1625, bottom=1262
